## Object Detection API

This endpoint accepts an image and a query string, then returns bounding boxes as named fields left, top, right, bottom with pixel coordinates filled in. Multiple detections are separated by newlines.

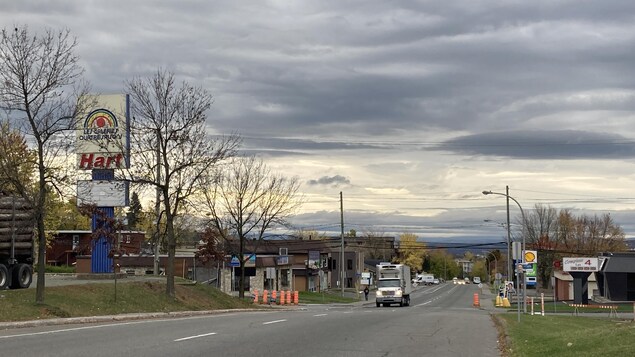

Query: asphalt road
left=0, top=283, right=499, bottom=357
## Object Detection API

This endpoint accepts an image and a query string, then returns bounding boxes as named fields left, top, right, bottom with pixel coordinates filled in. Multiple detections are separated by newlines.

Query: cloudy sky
left=5, top=1, right=635, bottom=244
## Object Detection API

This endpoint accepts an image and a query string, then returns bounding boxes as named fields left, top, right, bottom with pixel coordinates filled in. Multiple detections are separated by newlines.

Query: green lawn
left=496, top=313, right=635, bottom=357
left=298, top=290, right=359, bottom=304
left=0, top=281, right=258, bottom=322
left=0, top=281, right=358, bottom=322
left=495, top=299, right=634, bottom=314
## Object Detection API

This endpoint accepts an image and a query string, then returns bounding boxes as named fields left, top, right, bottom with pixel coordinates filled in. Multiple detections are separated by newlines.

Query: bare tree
left=124, top=69, right=239, bottom=298
left=359, top=228, right=391, bottom=261
left=522, top=205, right=627, bottom=288
left=201, top=156, right=302, bottom=298
left=0, top=26, right=88, bottom=303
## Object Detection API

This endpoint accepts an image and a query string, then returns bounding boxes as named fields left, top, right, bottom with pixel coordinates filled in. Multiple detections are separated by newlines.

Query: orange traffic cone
left=473, top=293, right=480, bottom=307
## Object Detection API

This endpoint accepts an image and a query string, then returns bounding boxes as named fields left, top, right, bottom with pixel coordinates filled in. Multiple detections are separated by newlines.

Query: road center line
left=313, top=314, right=327, bottom=317
left=174, top=332, right=217, bottom=342
left=263, top=319, right=287, bottom=325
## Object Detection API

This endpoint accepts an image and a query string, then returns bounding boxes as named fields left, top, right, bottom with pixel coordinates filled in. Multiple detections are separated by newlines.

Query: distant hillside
left=422, top=238, right=507, bottom=257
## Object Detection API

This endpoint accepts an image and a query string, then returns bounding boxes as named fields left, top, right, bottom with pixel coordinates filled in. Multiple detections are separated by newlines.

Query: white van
left=414, top=274, right=435, bottom=285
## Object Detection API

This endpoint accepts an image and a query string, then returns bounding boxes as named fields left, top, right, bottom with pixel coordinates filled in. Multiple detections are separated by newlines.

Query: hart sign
left=563, top=257, right=599, bottom=272
left=78, top=153, right=125, bottom=169
left=76, top=94, right=130, bottom=169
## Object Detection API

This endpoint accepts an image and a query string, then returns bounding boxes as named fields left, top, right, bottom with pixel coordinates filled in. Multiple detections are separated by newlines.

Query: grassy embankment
left=0, top=281, right=357, bottom=322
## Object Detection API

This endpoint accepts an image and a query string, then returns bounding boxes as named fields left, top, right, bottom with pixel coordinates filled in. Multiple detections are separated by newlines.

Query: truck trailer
left=0, top=194, right=34, bottom=289
left=375, top=263, right=412, bottom=307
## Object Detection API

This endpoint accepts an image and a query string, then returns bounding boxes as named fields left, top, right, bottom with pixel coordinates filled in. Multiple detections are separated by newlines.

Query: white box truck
left=375, top=263, right=412, bottom=307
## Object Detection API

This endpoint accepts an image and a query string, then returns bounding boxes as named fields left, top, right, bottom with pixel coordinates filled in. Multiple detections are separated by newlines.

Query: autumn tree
left=124, top=69, right=239, bottom=298
left=471, top=260, right=487, bottom=281
left=396, top=233, right=425, bottom=273
left=484, top=249, right=503, bottom=283
left=200, top=155, right=302, bottom=298
left=424, top=249, right=458, bottom=281
left=44, top=192, right=90, bottom=231
left=0, top=25, right=88, bottom=303
left=0, top=121, right=36, bottom=193
left=196, top=226, right=227, bottom=264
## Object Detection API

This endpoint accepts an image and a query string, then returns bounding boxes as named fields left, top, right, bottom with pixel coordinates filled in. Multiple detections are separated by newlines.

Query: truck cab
left=375, top=263, right=412, bottom=307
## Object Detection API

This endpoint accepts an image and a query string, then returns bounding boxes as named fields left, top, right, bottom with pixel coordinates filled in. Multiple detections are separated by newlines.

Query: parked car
left=464, top=277, right=470, bottom=284
left=432, top=278, right=440, bottom=284
left=473, top=277, right=481, bottom=284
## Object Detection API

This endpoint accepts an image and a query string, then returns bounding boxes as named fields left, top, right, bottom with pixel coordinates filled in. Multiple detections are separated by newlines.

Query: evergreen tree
left=127, top=192, right=143, bottom=229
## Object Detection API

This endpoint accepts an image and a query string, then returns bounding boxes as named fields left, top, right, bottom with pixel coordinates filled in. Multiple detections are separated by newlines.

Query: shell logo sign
left=524, top=250, right=537, bottom=264
left=76, top=95, right=129, bottom=170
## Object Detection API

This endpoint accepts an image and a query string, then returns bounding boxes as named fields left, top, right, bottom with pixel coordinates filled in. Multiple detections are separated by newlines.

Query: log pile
left=0, top=194, right=35, bottom=256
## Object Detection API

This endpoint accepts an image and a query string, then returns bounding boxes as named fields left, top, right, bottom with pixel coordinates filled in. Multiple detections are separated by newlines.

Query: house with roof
left=596, top=252, right=635, bottom=301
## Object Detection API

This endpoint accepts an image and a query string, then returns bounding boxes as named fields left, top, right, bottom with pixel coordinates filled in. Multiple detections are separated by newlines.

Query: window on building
left=347, top=259, right=353, bottom=270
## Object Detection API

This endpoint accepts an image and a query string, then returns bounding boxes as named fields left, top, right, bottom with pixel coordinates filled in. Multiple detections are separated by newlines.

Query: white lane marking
left=263, top=319, right=287, bottom=325
left=0, top=320, right=151, bottom=339
left=174, top=332, right=217, bottom=342
left=0, top=313, right=266, bottom=340
left=313, top=314, right=328, bottom=317
left=415, top=301, right=432, bottom=307
left=343, top=311, right=353, bottom=314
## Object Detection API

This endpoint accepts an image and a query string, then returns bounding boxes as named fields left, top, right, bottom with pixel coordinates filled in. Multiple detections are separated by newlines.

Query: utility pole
left=506, top=185, right=511, bottom=282
left=153, top=128, right=161, bottom=276
left=340, top=191, right=345, bottom=297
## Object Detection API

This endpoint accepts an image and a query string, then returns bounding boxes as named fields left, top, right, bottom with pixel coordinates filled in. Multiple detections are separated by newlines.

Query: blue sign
left=230, top=256, right=240, bottom=267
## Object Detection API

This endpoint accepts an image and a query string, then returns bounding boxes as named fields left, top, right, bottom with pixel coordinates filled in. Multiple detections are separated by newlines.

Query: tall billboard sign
left=76, top=94, right=130, bottom=169
left=76, top=94, right=130, bottom=274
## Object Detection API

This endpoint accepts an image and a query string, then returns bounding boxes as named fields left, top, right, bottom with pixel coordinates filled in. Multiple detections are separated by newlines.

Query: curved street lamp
left=482, top=190, right=527, bottom=257
left=485, top=250, right=498, bottom=285
left=484, top=219, right=512, bottom=281
left=482, top=189, right=528, bottom=314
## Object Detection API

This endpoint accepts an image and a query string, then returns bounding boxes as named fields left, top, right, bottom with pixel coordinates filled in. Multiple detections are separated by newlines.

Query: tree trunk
left=165, top=201, right=176, bottom=298
left=35, top=163, right=47, bottom=304
left=239, top=235, right=245, bottom=298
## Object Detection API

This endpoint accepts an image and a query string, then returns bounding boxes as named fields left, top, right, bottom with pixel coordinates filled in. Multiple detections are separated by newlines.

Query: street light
left=482, top=188, right=528, bottom=313
left=484, top=219, right=511, bottom=282
left=485, top=250, right=498, bottom=285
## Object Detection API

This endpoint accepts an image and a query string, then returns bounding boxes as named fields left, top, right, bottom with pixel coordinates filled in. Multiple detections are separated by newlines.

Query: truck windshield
left=377, top=280, right=401, bottom=288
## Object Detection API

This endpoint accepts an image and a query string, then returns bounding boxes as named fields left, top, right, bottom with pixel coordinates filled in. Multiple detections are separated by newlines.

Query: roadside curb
left=0, top=306, right=305, bottom=330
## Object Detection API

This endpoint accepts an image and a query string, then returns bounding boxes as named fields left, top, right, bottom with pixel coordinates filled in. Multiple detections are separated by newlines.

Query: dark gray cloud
left=307, top=175, right=351, bottom=187
left=435, top=130, right=635, bottom=159
left=241, top=136, right=387, bottom=152
left=7, top=1, right=635, bottom=240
